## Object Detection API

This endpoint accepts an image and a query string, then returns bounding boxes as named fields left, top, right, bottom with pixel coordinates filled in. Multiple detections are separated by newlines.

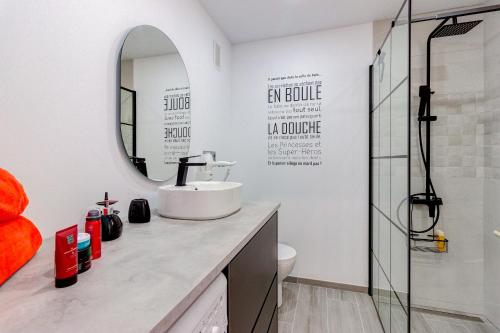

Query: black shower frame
left=368, top=3, right=500, bottom=333
left=120, top=86, right=137, bottom=157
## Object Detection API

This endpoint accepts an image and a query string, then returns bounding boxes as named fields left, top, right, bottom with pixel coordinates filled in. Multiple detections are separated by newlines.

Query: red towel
left=0, top=168, right=41, bottom=285
left=0, top=216, right=42, bottom=285
left=0, top=168, right=29, bottom=222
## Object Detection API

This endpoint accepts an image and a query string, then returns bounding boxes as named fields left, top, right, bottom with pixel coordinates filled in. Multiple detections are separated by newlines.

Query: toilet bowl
left=278, top=243, right=297, bottom=307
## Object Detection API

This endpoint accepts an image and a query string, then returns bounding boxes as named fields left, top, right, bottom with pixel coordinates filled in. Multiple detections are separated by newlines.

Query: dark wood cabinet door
left=268, top=306, right=278, bottom=333
left=253, top=276, right=277, bottom=333
left=227, top=213, right=278, bottom=333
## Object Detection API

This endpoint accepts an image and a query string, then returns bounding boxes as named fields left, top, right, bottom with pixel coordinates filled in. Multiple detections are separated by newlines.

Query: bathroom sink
left=157, top=181, right=242, bottom=220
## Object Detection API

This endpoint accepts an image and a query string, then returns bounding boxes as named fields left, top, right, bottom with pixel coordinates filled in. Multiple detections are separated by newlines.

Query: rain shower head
left=432, top=19, right=482, bottom=38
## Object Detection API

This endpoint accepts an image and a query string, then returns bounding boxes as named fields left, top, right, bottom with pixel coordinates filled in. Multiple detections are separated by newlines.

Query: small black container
left=128, top=199, right=151, bottom=223
left=101, top=214, right=123, bottom=241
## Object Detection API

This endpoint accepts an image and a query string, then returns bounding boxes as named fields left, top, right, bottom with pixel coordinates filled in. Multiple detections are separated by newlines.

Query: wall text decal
left=266, top=73, right=322, bottom=167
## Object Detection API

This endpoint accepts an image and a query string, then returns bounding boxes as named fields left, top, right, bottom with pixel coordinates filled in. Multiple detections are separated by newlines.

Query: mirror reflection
left=120, top=25, right=191, bottom=181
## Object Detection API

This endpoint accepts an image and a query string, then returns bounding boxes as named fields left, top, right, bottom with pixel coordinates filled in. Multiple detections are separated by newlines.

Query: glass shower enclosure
left=369, top=1, right=411, bottom=332
left=370, top=1, right=500, bottom=332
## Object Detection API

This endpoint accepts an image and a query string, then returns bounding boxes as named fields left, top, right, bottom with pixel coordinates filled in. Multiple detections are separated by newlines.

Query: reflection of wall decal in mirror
left=163, top=86, right=191, bottom=168
left=119, top=25, right=191, bottom=182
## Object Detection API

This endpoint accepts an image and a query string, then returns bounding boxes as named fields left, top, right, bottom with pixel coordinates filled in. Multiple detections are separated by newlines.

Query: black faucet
left=176, top=155, right=207, bottom=186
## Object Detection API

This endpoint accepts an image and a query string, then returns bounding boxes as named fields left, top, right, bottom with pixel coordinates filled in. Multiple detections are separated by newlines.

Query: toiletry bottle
left=85, top=209, right=102, bottom=259
left=436, top=229, right=446, bottom=252
left=77, top=233, right=92, bottom=273
left=55, top=225, right=78, bottom=288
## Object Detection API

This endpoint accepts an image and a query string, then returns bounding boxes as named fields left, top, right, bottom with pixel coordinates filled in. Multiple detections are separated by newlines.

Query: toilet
left=278, top=243, right=297, bottom=307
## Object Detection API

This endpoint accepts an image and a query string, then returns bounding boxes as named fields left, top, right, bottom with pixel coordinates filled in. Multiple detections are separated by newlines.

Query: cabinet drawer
left=253, top=275, right=277, bottom=333
left=228, top=213, right=278, bottom=333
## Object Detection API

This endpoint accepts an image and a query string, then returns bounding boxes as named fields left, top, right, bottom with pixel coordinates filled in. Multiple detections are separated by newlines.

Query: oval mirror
left=119, top=25, right=191, bottom=181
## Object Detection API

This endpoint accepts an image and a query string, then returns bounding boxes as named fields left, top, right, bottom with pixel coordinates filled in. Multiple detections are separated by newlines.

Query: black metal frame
left=120, top=86, right=137, bottom=157
left=368, top=64, right=373, bottom=298
left=412, top=4, right=500, bottom=23
left=406, top=4, right=412, bottom=331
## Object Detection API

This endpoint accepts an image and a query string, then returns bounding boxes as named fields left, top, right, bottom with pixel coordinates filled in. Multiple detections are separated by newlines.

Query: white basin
left=158, top=181, right=242, bottom=220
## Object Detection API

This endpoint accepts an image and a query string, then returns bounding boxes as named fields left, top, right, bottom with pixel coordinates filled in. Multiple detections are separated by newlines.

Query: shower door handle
left=494, top=230, right=500, bottom=238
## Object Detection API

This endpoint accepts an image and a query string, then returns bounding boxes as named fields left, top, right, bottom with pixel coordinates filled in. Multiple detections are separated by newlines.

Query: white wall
left=230, top=24, right=373, bottom=286
left=121, top=60, right=134, bottom=89
left=0, top=0, right=231, bottom=237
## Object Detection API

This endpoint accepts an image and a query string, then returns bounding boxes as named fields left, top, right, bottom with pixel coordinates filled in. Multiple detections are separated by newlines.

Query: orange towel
left=0, top=216, right=42, bottom=285
left=0, top=168, right=29, bottom=222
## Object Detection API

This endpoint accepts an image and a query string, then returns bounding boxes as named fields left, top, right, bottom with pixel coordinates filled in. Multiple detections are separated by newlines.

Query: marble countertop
left=0, top=201, right=279, bottom=333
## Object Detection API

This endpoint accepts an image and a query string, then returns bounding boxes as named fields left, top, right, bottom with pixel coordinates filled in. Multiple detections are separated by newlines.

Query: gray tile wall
left=483, top=7, right=500, bottom=331
left=410, top=18, right=485, bottom=315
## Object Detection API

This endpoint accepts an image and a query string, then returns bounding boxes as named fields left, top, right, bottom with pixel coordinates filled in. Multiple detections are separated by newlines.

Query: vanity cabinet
left=226, top=213, right=278, bottom=333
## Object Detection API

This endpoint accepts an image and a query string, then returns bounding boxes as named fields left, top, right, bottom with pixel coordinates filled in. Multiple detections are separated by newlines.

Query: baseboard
left=284, top=276, right=368, bottom=293
left=412, top=306, right=483, bottom=322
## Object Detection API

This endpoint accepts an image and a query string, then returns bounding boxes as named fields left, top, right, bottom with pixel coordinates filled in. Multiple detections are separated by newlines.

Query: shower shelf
left=410, top=234, right=449, bottom=253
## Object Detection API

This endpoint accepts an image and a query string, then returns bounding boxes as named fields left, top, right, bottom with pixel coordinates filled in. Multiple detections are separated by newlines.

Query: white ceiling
left=199, top=0, right=486, bottom=44
left=121, top=25, right=179, bottom=60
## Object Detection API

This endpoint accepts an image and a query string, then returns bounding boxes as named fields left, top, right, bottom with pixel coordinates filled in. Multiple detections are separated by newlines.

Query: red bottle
left=55, top=225, right=78, bottom=288
left=85, top=209, right=102, bottom=259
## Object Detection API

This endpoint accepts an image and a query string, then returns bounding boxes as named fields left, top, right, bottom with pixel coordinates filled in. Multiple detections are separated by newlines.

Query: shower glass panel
left=407, top=4, right=500, bottom=332
left=120, top=87, right=136, bottom=157
left=484, top=9, right=500, bottom=331
left=370, top=0, right=410, bottom=332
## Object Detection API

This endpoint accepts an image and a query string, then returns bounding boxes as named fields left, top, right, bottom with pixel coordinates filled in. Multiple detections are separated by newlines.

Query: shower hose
left=395, top=119, right=441, bottom=235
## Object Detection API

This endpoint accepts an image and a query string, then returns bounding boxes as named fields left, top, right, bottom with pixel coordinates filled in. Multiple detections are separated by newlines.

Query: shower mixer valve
left=411, top=194, right=443, bottom=218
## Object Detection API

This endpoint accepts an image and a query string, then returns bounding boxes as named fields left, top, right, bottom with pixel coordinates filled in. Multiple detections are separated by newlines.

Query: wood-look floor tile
left=280, top=283, right=386, bottom=333
left=462, top=321, right=499, bottom=333
left=390, top=303, right=408, bottom=333
left=421, top=312, right=495, bottom=333
left=280, top=282, right=500, bottom=333
left=326, top=288, right=357, bottom=303
left=327, top=299, right=365, bottom=333
left=278, top=321, right=293, bottom=333
left=355, top=293, right=384, bottom=333
left=410, top=311, right=433, bottom=333
left=424, top=313, right=500, bottom=333
left=378, top=299, right=391, bottom=332
left=279, top=282, right=299, bottom=323
left=425, top=318, right=469, bottom=333
left=292, top=284, right=328, bottom=333
left=464, top=321, right=500, bottom=333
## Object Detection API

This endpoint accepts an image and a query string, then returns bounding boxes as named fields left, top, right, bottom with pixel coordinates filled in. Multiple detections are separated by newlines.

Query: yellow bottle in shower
left=436, top=230, right=446, bottom=252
